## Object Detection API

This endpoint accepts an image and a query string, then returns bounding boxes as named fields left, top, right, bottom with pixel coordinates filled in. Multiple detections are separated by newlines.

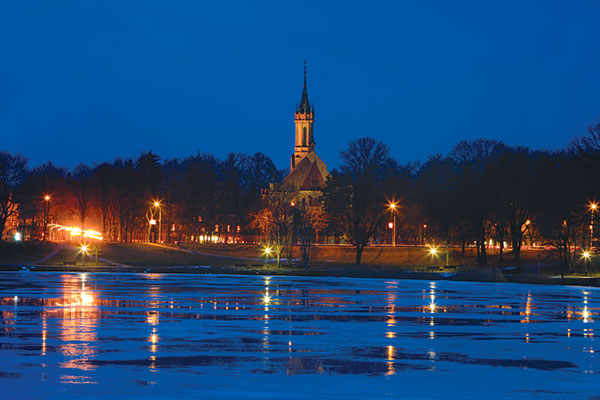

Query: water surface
left=0, top=272, right=598, bottom=399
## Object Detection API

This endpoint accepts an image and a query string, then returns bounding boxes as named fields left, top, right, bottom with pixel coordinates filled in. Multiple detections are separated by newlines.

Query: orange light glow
left=57, top=292, right=94, bottom=307
left=48, top=224, right=103, bottom=241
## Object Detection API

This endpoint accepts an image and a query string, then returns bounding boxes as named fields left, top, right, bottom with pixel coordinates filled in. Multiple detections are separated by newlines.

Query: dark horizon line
left=17, top=135, right=582, bottom=174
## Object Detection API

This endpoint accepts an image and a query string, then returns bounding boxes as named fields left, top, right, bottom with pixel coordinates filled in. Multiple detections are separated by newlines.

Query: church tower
left=291, top=63, right=314, bottom=170
left=278, top=63, right=328, bottom=193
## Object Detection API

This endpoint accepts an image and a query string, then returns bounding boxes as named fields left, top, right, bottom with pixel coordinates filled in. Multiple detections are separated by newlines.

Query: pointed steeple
left=297, top=61, right=313, bottom=114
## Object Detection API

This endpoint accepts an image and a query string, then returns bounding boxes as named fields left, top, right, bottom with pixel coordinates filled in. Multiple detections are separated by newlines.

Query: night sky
left=2, top=1, right=600, bottom=171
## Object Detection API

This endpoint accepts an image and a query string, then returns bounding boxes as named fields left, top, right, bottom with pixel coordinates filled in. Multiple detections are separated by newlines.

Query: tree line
left=323, top=123, right=600, bottom=271
left=1, top=122, right=599, bottom=272
left=0, top=151, right=280, bottom=244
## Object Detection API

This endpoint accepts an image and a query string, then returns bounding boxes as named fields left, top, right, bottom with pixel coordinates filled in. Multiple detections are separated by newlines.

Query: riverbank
left=0, top=241, right=598, bottom=287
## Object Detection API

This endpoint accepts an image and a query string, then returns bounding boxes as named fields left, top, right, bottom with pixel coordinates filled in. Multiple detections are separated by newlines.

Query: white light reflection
left=582, top=293, right=593, bottom=323
left=262, top=277, right=270, bottom=361
left=386, top=281, right=398, bottom=339
left=428, top=282, right=436, bottom=329
left=146, top=283, right=161, bottom=372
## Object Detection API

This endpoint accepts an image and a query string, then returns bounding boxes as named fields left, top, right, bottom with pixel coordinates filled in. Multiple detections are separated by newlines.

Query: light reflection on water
left=0, top=272, right=598, bottom=399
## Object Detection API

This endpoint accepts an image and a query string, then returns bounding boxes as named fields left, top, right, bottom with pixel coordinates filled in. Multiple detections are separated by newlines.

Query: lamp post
left=429, top=246, right=438, bottom=265
left=153, top=201, right=162, bottom=243
left=81, top=244, right=88, bottom=267
left=590, top=202, right=597, bottom=249
left=43, top=195, right=51, bottom=241
left=263, top=245, right=272, bottom=267
left=388, top=201, right=398, bottom=247
left=582, top=251, right=590, bottom=276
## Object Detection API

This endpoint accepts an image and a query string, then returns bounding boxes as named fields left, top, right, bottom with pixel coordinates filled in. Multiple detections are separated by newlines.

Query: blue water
left=0, top=272, right=598, bottom=399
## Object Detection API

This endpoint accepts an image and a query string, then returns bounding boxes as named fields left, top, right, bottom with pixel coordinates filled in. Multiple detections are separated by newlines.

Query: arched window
left=302, top=127, right=307, bottom=146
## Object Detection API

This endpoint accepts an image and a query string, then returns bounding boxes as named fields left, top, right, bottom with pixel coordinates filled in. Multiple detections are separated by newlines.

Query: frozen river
left=0, top=272, right=598, bottom=399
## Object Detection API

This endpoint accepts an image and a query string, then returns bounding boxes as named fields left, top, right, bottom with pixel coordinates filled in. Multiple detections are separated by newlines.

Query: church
left=270, top=66, right=329, bottom=207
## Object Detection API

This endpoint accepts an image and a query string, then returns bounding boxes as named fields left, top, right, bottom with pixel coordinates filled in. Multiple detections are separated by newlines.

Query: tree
left=0, top=152, right=28, bottom=240
left=450, top=139, right=504, bottom=265
left=19, top=162, right=67, bottom=240
left=488, top=147, right=540, bottom=267
left=536, top=151, right=589, bottom=277
left=572, top=122, right=600, bottom=152
left=256, top=187, right=295, bottom=266
left=416, top=155, right=457, bottom=263
left=324, top=138, right=393, bottom=264
left=295, top=202, right=326, bottom=268
left=69, top=164, right=95, bottom=243
left=94, top=163, right=117, bottom=241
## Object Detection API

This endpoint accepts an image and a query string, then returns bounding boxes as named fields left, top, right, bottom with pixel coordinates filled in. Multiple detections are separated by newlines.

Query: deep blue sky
left=2, top=1, right=600, bottom=171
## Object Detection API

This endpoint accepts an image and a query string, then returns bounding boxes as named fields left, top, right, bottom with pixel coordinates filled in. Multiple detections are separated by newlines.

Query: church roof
left=299, top=161, right=327, bottom=190
left=281, top=151, right=328, bottom=192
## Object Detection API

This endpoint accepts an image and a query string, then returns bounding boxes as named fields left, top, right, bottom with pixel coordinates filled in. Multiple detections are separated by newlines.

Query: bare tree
left=324, top=138, right=393, bottom=264
left=0, top=152, right=27, bottom=240
left=70, top=164, right=94, bottom=243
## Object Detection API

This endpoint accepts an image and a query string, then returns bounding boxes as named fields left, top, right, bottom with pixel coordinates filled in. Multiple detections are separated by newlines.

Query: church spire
left=297, top=60, right=312, bottom=114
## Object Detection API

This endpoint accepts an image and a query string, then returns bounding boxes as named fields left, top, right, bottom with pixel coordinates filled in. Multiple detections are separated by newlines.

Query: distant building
left=271, top=66, right=329, bottom=207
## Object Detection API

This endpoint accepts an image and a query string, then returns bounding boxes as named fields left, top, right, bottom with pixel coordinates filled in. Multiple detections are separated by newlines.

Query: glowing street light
left=80, top=244, right=88, bottom=266
left=152, top=200, right=162, bottom=243
left=80, top=244, right=99, bottom=266
left=43, top=195, right=51, bottom=241
left=589, top=202, right=597, bottom=249
left=387, top=200, right=398, bottom=247
left=429, top=247, right=438, bottom=256
left=582, top=250, right=591, bottom=276
left=264, top=246, right=272, bottom=257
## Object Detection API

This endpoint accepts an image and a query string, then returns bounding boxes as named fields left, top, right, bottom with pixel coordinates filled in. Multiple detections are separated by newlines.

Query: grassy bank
left=0, top=241, right=598, bottom=287
left=177, top=242, right=559, bottom=269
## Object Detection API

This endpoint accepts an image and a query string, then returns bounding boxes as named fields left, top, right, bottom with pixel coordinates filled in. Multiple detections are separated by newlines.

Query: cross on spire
left=304, top=60, right=307, bottom=87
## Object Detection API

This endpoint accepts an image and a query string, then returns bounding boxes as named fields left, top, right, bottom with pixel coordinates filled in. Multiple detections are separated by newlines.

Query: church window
left=303, top=127, right=307, bottom=146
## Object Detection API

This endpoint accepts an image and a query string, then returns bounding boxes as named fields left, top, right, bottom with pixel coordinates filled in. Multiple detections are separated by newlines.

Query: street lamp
left=429, top=246, right=438, bottom=265
left=582, top=250, right=591, bottom=276
left=153, top=200, right=162, bottom=243
left=263, top=246, right=272, bottom=257
left=80, top=244, right=88, bottom=267
left=590, top=202, right=597, bottom=249
left=43, top=195, right=51, bottom=241
left=388, top=201, right=398, bottom=247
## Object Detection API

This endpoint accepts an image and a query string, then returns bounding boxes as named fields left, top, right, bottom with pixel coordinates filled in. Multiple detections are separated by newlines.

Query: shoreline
left=2, top=263, right=598, bottom=288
